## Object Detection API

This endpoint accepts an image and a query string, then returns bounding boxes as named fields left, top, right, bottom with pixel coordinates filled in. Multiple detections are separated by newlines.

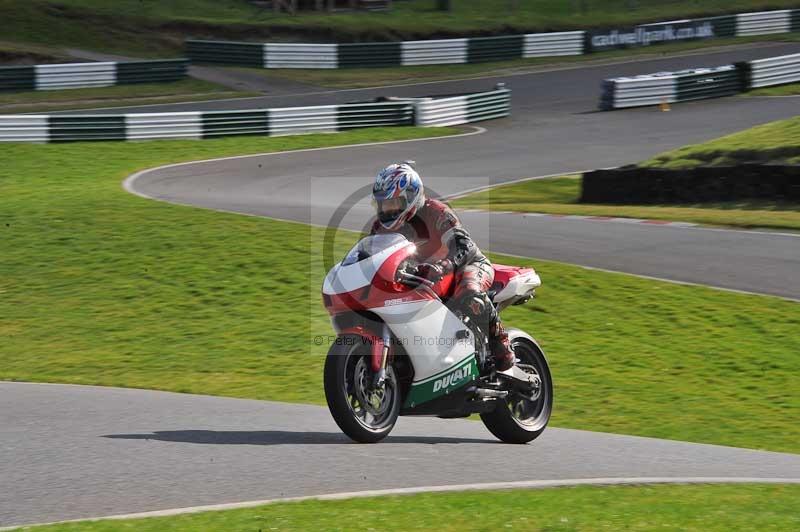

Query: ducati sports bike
left=322, top=233, right=553, bottom=443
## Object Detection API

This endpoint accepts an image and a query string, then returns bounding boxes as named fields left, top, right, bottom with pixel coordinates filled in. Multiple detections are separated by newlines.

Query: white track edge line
left=3, top=477, right=799, bottom=530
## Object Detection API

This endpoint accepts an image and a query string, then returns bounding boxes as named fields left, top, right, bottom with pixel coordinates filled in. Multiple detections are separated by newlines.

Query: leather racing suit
left=370, top=197, right=514, bottom=370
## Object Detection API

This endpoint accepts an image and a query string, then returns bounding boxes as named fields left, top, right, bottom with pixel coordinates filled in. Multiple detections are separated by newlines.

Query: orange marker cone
left=660, top=98, right=671, bottom=112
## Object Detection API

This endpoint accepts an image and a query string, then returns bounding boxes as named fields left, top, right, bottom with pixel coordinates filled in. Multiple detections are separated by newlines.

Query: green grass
left=0, top=40, right=74, bottom=64
left=641, top=115, right=800, bottom=168
left=2, top=130, right=799, bottom=453
left=23, top=484, right=800, bottom=531
left=748, top=82, right=800, bottom=96
left=0, top=79, right=257, bottom=114
left=453, top=115, right=800, bottom=230
left=2, top=0, right=799, bottom=55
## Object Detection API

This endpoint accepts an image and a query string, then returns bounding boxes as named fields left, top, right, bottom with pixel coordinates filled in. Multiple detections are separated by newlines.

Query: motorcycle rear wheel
left=480, top=337, right=553, bottom=444
left=324, top=334, right=401, bottom=443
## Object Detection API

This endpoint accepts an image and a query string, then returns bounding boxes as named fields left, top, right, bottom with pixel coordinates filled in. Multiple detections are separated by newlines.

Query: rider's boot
left=489, top=321, right=515, bottom=371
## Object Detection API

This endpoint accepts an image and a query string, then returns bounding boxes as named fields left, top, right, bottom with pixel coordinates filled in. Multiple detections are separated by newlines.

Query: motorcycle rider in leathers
left=369, top=162, right=515, bottom=371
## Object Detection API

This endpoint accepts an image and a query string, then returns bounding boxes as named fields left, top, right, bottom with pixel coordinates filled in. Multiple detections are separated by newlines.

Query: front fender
left=339, top=326, right=385, bottom=373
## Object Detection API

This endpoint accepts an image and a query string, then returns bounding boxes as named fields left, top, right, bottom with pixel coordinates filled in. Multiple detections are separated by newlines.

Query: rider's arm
left=435, top=203, right=478, bottom=270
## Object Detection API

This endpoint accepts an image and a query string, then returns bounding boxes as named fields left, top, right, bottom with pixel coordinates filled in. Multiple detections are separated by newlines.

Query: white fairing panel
left=372, top=299, right=475, bottom=383
left=493, top=271, right=542, bottom=305
left=322, top=238, right=410, bottom=295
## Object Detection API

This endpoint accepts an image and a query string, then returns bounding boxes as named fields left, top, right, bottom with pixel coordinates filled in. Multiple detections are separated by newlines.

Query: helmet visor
left=376, top=196, right=407, bottom=225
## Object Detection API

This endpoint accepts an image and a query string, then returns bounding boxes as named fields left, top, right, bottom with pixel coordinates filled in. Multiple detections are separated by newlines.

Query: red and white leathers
left=370, top=197, right=515, bottom=370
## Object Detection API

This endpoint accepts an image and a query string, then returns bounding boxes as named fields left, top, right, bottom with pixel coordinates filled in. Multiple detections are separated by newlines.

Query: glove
left=416, top=259, right=453, bottom=282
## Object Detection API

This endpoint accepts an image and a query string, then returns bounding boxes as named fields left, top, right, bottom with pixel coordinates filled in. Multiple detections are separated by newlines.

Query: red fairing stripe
left=323, top=247, right=436, bottom=315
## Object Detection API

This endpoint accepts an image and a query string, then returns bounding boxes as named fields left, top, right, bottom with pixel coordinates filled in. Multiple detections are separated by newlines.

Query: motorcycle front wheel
left=324, top=334, right=401, bottom=443
left=480, top=337, right=553, bottom=444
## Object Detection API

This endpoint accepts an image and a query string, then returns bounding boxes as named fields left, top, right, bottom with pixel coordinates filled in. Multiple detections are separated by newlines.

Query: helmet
left=372, top=162, right=424, bottom=231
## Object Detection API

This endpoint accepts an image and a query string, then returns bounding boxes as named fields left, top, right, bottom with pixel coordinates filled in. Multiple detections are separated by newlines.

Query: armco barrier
left=0, top=86, right=510, bottom=142
left=185, top=8, right=798, bottom=69
left=600, top=51, right=800, bottom=110
left=187, top=31, right=584, bottom=68
left=739, top=52, right=800, bottom=89
left=736, top=10, right=793, bottom=36
left=415, top=86, right=510, bottom=126
left=0, top=60, right=188, bottom=92
left=600, top=66, right=742, bottom=110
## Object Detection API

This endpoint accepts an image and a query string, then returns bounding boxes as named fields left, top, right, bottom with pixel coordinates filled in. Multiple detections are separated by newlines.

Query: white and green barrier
left=739, top=52, right=800, bottom=88
left=414, top=85, right=510, bottom=126
left=600, top=52, right=800, bottom=110
left=0, top=86, right=509, bottom=142
left=0, top=60, right=188, bottom=92
left=186, top=8, right=800, bottom=69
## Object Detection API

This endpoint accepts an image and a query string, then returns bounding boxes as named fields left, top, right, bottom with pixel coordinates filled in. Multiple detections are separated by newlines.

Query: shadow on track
left=102, top=430, right=496, bottom=445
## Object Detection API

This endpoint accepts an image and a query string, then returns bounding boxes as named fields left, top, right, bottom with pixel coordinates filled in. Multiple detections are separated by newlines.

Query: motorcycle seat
left=489, top=264, right=541, bottom=306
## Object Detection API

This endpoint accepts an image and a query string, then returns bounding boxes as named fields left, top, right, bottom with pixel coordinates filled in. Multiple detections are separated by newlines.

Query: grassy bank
left=2, top=1, right=799, bottom=55
left=453, top=116, right=800, bottom=230
left=24, top=484, right=800, bottom=531
left=2, top=131, right=799, bottom=453
left=0, top=79, right=257, bottom=114
left=641, top=115, right=800, bottom=168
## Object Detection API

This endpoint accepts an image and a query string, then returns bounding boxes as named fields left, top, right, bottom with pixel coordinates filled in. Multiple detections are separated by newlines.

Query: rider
left=369, top=162, right=515, bottom=371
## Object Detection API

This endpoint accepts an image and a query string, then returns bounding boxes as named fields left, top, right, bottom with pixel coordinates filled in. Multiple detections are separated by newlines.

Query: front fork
left=372, top=323, right=391, bottom=387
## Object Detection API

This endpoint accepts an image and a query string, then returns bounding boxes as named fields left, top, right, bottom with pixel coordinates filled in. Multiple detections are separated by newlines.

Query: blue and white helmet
left=372, top=162, right=424, bottom=231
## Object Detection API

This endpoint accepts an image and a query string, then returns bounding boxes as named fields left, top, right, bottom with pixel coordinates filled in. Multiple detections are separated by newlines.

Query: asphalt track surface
left=3, top=382, right=800, bottom=528
left=5, top=44, right=800, bottom=528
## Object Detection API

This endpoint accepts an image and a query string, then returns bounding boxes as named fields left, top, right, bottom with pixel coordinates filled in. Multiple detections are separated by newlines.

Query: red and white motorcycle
left=322, top=233, right=553, bottom=443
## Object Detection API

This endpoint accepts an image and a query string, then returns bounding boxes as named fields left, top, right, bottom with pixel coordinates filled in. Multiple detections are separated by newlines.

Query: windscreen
left=341, top=234, right=408, bottom=266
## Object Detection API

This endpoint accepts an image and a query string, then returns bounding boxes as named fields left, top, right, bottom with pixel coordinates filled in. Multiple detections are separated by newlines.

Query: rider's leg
left=451, top=260, right=515, bottom=371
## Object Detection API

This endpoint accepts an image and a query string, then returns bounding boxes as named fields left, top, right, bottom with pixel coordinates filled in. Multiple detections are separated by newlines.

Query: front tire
left=324, top=335, right=401, bottom=443
left=481, top=336, right=553, bottom=444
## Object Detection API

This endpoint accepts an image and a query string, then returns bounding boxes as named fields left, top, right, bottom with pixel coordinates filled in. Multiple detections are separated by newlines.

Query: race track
left=128, top=42, right=800, bottom=299
left=4, top=43, right=800, bottom=528
left=3, top=382, right=800, bottom=527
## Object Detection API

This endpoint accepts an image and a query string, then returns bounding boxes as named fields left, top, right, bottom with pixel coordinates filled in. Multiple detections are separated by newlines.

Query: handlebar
left=397, top=270, right=435, bottom=288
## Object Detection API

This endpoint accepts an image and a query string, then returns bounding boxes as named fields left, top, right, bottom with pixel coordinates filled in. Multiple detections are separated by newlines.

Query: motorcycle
left=321, top=233, right=553, bottom=443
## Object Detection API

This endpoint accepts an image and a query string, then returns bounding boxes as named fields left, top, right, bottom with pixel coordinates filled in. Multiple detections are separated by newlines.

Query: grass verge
left=21, top=484, right=800, bottom=531
left=0, top=79, right=257, bottom=114
left=747, top=82, right=800, bottom=97
left=2, top=130, right=799, bottom=453
left=453, top=116, right=800, bottom=230
left=452, top=174, right=800, bottom=230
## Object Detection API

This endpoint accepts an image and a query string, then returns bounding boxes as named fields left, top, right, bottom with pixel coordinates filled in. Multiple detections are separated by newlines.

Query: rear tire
left=324, top=335, right=400, bottom=443
left=480, top=337, right=553, bottom=444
